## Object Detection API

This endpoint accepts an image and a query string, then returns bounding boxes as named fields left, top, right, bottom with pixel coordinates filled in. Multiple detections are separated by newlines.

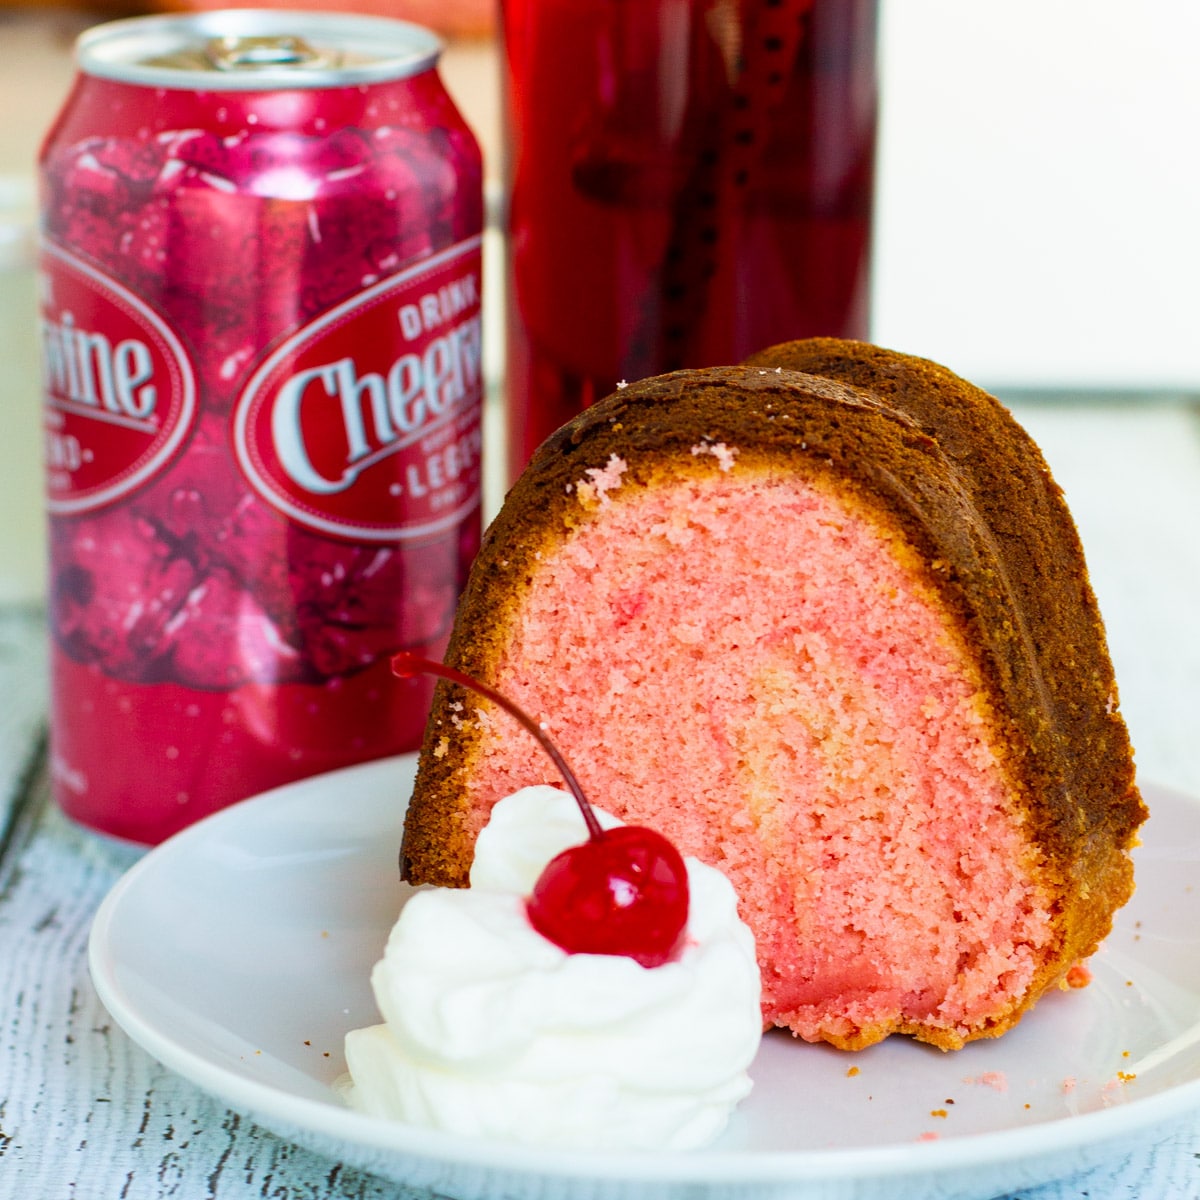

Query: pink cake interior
left=463, top=466, right=1053, bottom=1045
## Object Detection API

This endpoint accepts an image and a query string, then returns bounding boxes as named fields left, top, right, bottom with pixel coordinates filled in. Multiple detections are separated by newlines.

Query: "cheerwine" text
left=41, top=310, right=158, bottom=422
left=269, top=312, right=482, bottom=495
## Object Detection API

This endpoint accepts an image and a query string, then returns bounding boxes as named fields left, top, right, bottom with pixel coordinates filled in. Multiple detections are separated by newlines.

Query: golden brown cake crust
left=743, top=340, right=1146, bottom=997
left=401, top=339, right=1145, bottom=1048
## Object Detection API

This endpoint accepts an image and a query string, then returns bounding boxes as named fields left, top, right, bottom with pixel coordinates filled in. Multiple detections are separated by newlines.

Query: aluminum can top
left=74, top=9, right=443, bottom=92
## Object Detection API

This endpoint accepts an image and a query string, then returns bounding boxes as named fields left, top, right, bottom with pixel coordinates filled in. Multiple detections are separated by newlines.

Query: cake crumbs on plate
left=845, top=1065, right=860, bottom=1078
left=1101, top=1072, right=1136, bottom=1095
left=1065, top=962, right=1093, bottom=988
left=963, top=1071, right=1008, bottom=1092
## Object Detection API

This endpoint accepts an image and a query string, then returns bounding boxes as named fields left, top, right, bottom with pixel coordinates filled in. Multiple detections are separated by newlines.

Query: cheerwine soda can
left=38, top=11, right=484, bottom=843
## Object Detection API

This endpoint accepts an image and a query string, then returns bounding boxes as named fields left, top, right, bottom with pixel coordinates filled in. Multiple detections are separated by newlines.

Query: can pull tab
left=204, top=35, right=342, bottom=72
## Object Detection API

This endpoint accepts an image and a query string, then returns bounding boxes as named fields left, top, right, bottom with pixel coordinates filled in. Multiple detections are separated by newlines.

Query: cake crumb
left=845, top=1065, right=859, bottom=1078
left=917, top=1132, right=939, bottom=1142
left=963, top=1071, right=1008, bottom=1092
left=930, top=1109, right=948, bottom=1119
left=1065, top=962, right=1092, bottom=988
left=690, top=441, right=739, bottom=472
left=575, top=454, right=628, bottom=507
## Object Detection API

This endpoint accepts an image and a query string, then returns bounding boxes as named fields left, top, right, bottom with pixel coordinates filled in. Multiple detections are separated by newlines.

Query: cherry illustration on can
left=38, top=12, right=485, bottom=843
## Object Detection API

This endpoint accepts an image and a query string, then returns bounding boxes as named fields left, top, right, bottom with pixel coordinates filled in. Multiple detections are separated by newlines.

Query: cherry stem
left=392, top=653, right=605, bottom=842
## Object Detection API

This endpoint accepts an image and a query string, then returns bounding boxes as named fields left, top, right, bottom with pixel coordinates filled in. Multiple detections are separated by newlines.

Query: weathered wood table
left=3, top=400, right=1200, bottom=1199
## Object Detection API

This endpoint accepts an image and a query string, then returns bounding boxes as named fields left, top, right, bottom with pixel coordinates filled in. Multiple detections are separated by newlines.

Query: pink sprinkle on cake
left=401, top=339, right=1145, bottom=1051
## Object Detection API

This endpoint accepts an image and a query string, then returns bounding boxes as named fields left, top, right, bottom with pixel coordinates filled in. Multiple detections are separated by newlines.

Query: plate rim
left=87, top=760, right=1200, bottom=1189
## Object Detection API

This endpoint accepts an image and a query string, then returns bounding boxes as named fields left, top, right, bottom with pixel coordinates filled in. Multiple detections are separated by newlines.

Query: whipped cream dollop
left=341, top=786, right=762, bottom=1151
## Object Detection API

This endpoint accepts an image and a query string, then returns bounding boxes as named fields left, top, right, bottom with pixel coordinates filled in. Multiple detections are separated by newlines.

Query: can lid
left=75, top=10, right=442, bottom=91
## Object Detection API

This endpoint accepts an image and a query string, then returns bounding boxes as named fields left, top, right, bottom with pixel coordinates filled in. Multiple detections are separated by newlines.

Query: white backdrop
left=872, top=0, right=1200, bottom=391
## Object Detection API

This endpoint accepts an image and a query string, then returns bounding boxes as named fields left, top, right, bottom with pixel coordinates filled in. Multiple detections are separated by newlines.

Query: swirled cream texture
left=341, top=786, right=762, bottom=1150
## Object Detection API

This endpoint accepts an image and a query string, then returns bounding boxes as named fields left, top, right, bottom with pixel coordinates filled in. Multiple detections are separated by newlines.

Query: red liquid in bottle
left=502, top=0, right=877, bottom=478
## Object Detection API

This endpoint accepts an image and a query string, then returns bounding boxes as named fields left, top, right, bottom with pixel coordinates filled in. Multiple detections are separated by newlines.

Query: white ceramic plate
left=89, top=758, right=1200, bottom=1200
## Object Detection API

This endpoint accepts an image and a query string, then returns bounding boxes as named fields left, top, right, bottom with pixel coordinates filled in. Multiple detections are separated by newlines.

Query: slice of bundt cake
left=401, top=339, right=1144, bottom=1051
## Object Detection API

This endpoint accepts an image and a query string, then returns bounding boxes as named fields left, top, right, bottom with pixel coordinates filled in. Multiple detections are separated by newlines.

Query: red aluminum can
left=38, top=11, right=484, bottom=843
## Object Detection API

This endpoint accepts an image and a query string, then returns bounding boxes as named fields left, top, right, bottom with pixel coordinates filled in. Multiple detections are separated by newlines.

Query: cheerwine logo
left=40, top=242, right=197, bottom=515
left=234, top=237, right=484, bottom=542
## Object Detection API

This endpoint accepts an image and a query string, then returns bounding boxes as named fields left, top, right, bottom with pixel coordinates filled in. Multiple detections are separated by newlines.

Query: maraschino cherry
left=392, top=653, right=690, bottom=968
